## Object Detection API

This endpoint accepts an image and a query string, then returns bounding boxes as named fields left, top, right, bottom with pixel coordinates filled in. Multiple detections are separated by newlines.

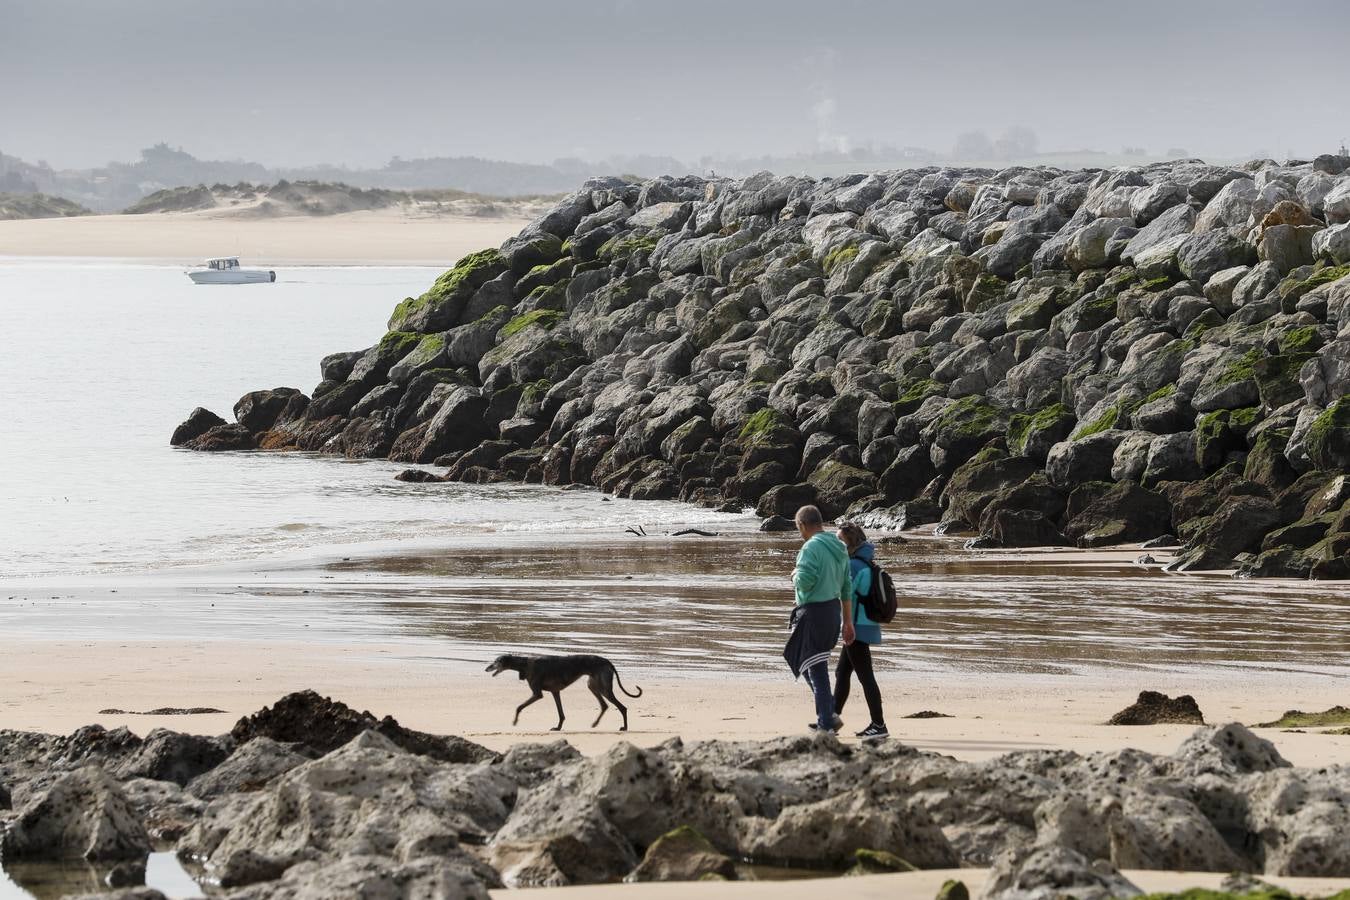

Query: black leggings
left=833, top=641, right=885, bottom=726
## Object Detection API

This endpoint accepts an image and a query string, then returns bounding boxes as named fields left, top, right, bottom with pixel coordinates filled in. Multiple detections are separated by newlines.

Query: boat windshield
left=207, top=258, right=241, bottom=270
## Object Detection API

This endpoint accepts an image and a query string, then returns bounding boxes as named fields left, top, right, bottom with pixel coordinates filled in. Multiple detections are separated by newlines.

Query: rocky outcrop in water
left=3, top=693, right=1350, bottom=897
left=176, top=157, right=1350, bottom=578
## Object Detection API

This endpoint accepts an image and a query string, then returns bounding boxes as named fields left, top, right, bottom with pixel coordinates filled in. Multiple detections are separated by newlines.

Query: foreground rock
left=175, top=158, right=1350, bottom=579
left=624, top=825, right=738, bottom=882
left=5, top=695, right=1350, bottom=897
left=0, top=766, right=151, bottom=861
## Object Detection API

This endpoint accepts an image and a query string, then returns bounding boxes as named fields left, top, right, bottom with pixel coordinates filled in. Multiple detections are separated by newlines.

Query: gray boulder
left=0, top=766, right=151, bottom=861
left=983, top=844, right=1140, bottom=900
left=1045, top=431, right=1129, bottom=489
left=1177, top=230, right=1257, bottom=284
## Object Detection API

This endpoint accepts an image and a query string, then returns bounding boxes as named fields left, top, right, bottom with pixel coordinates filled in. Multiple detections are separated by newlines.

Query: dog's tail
left=610, top=661, right=643, bottom=698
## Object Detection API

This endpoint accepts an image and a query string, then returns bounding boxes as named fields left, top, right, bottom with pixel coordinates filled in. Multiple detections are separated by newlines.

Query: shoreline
left=0, top=209, right=531, bottom=265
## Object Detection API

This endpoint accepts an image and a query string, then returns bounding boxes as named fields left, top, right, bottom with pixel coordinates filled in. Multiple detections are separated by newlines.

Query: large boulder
left=1170, top=495, right=1282, bottom=571
left=228, top=690, right=495, bottom=762
left=1062, top=481, right=1171, bottom=548
left=387, top=249, right=509, bottom=332
left=1177, top=230, right=1257, bottom=284
left=170, top=407, right=226, bottom=446
left=221, top=853, right=491, bottom=900
left=1305, top=398, right=1350, bottom=471
left=234, top=388, right=304, bottom=434
left=0, top=766, right=151, bottom=861
left=624, top=825, right=737, bottom=882
left=984, top=844, right=1140, bottom=900
left=1045, top=432, right=1128, bottom=489
left=183, top=422, right=256, bottom=452
left=181, top=730, right=507, bottom=889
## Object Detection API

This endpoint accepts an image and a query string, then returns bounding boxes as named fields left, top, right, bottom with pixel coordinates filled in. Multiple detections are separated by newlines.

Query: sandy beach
left=0, top=209, right=531, bottom=266
left=4, top=637, right=1348, bottom=769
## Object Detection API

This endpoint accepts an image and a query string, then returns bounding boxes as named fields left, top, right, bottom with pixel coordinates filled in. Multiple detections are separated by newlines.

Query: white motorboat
left=187, top=257, right=276, bottom=284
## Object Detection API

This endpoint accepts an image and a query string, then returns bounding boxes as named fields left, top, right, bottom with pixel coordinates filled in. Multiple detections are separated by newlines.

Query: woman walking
left=834, top=523, right=888, bottom=740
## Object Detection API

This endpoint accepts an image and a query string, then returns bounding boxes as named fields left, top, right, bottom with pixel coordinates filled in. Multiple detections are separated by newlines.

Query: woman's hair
left=837, top=522, right=867, bottom=551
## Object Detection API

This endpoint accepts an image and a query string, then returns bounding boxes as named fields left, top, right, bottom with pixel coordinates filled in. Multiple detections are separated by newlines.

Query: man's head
left=795, top=504, right=824, bottom=540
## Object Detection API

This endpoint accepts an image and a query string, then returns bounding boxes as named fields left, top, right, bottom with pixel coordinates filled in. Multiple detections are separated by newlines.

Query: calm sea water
left=0, top=259, right=733, bottom=579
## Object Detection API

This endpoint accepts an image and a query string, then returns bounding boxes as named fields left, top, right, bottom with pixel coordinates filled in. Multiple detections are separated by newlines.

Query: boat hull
left=188, top=269, right=276, bottom=284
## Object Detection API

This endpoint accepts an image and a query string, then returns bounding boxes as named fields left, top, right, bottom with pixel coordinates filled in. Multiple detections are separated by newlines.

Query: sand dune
left=0, top=208, right=532, bottom=266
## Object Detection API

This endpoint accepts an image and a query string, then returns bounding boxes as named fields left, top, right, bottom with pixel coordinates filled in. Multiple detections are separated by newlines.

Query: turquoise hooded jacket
left=792, top=532, right=853, bottom=607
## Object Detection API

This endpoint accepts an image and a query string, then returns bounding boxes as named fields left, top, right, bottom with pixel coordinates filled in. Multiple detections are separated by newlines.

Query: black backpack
left=859, top=559, right=898, bottom=624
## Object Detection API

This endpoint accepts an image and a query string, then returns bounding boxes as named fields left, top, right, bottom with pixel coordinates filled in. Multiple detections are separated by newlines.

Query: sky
left=4, top=0, right=1349, bottom=170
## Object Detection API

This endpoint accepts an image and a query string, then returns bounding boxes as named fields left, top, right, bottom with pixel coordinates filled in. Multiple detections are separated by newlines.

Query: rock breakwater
left=175, top=157, right=1350, bottom=578
left=4, top=691, right=1350, bottom=898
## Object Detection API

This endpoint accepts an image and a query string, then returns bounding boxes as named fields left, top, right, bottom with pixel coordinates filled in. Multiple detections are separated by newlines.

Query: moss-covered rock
left=936, top=879, right=971, bottom=900
left=927, top=396, right=1007, bottom=463
left=1244, top=428, right=1297, bottom=490
left=1277, top=325, right=1324, bottom=355
left=599, top=232, right=660, bottom=262
left=893, top=377, right=943, bottom=416
left=1063, top=480, right=1172, bottom=548
left=501, top=309, right=564, bottom=339
left=1008, top=403, right=1076, bottom=462
left=1253, top=352, right=1315, bottom=409
left=807, top=461, right=878, bottom=519
left=625, top=825, right=737, bottom=883
left=387, top=248, right=507, bottom=332
left=863, top=296, right=903, bottom=338
left=519, top=280, right=570, bottom=314
left=514, top=256, right=573, bottom=298
left=348, top=331, right=424, bottom=385
left=1071, top=404, right=1120, bottom=440
left=386, top=332, right=449, bottom=385
left=1277, top=263, right=1350, bottom=304
left=845, top=847, right=917, bottom=876
left=1195, top=408, right=1259, bottom=470
left=1305, top=398, right=1350, bottom=471
left=964, top=273, right=1007, bottom=314
left=822, top=244, right=859, bottom=275
left=739, top=407, right=787, bottom=442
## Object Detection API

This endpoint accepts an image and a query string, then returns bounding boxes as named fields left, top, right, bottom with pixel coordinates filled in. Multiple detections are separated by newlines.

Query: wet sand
left=4, top=530, right=1350, bottom=899
left=3, top=528, right=1349, bottom=766
left=0, top=209, right=531, bottom=265
left=5, top=529, right=1347, bottom=680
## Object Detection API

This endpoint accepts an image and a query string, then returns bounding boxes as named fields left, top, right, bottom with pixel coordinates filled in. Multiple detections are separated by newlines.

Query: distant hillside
left=121, top=180, right=558, bottom=218
left=0, top=192, right=92, bottom=220
left=0, top=145, right=629, bottom=213
left=0, top=142, right=1292, bottom=216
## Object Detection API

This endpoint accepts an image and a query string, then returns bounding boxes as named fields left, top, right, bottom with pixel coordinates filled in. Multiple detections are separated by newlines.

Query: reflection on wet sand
left=321, top=534, right=1350, bottom=677
left=5, top=534, right=1347, bottom=680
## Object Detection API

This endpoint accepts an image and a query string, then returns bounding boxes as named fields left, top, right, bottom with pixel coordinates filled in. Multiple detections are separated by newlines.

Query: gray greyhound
left=485, top=653, right=643, bottom=731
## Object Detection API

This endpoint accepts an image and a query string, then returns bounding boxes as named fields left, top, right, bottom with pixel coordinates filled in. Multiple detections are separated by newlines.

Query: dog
left=485, top=653, right=642, bottom=731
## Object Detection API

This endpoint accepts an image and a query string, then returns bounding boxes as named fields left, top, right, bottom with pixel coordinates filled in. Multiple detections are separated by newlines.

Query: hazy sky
left=5, top=0, right=1349, bottom=170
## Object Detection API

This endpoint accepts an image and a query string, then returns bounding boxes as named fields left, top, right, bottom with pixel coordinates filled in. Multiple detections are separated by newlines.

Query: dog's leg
left=550, top=691, right=565, bottom=731
left=600, top=673, right=629, bottom=731
left=514, top=690, right=542, bottom=726
left=588, top=676, right=608, bottom=728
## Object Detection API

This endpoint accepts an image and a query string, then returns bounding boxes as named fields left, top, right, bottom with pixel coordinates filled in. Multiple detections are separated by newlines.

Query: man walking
left=784, top=504, right=854, bottom=733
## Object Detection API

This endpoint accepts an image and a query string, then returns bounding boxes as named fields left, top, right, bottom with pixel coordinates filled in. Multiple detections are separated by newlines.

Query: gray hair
left=794, top=505, right=824, bottom=527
